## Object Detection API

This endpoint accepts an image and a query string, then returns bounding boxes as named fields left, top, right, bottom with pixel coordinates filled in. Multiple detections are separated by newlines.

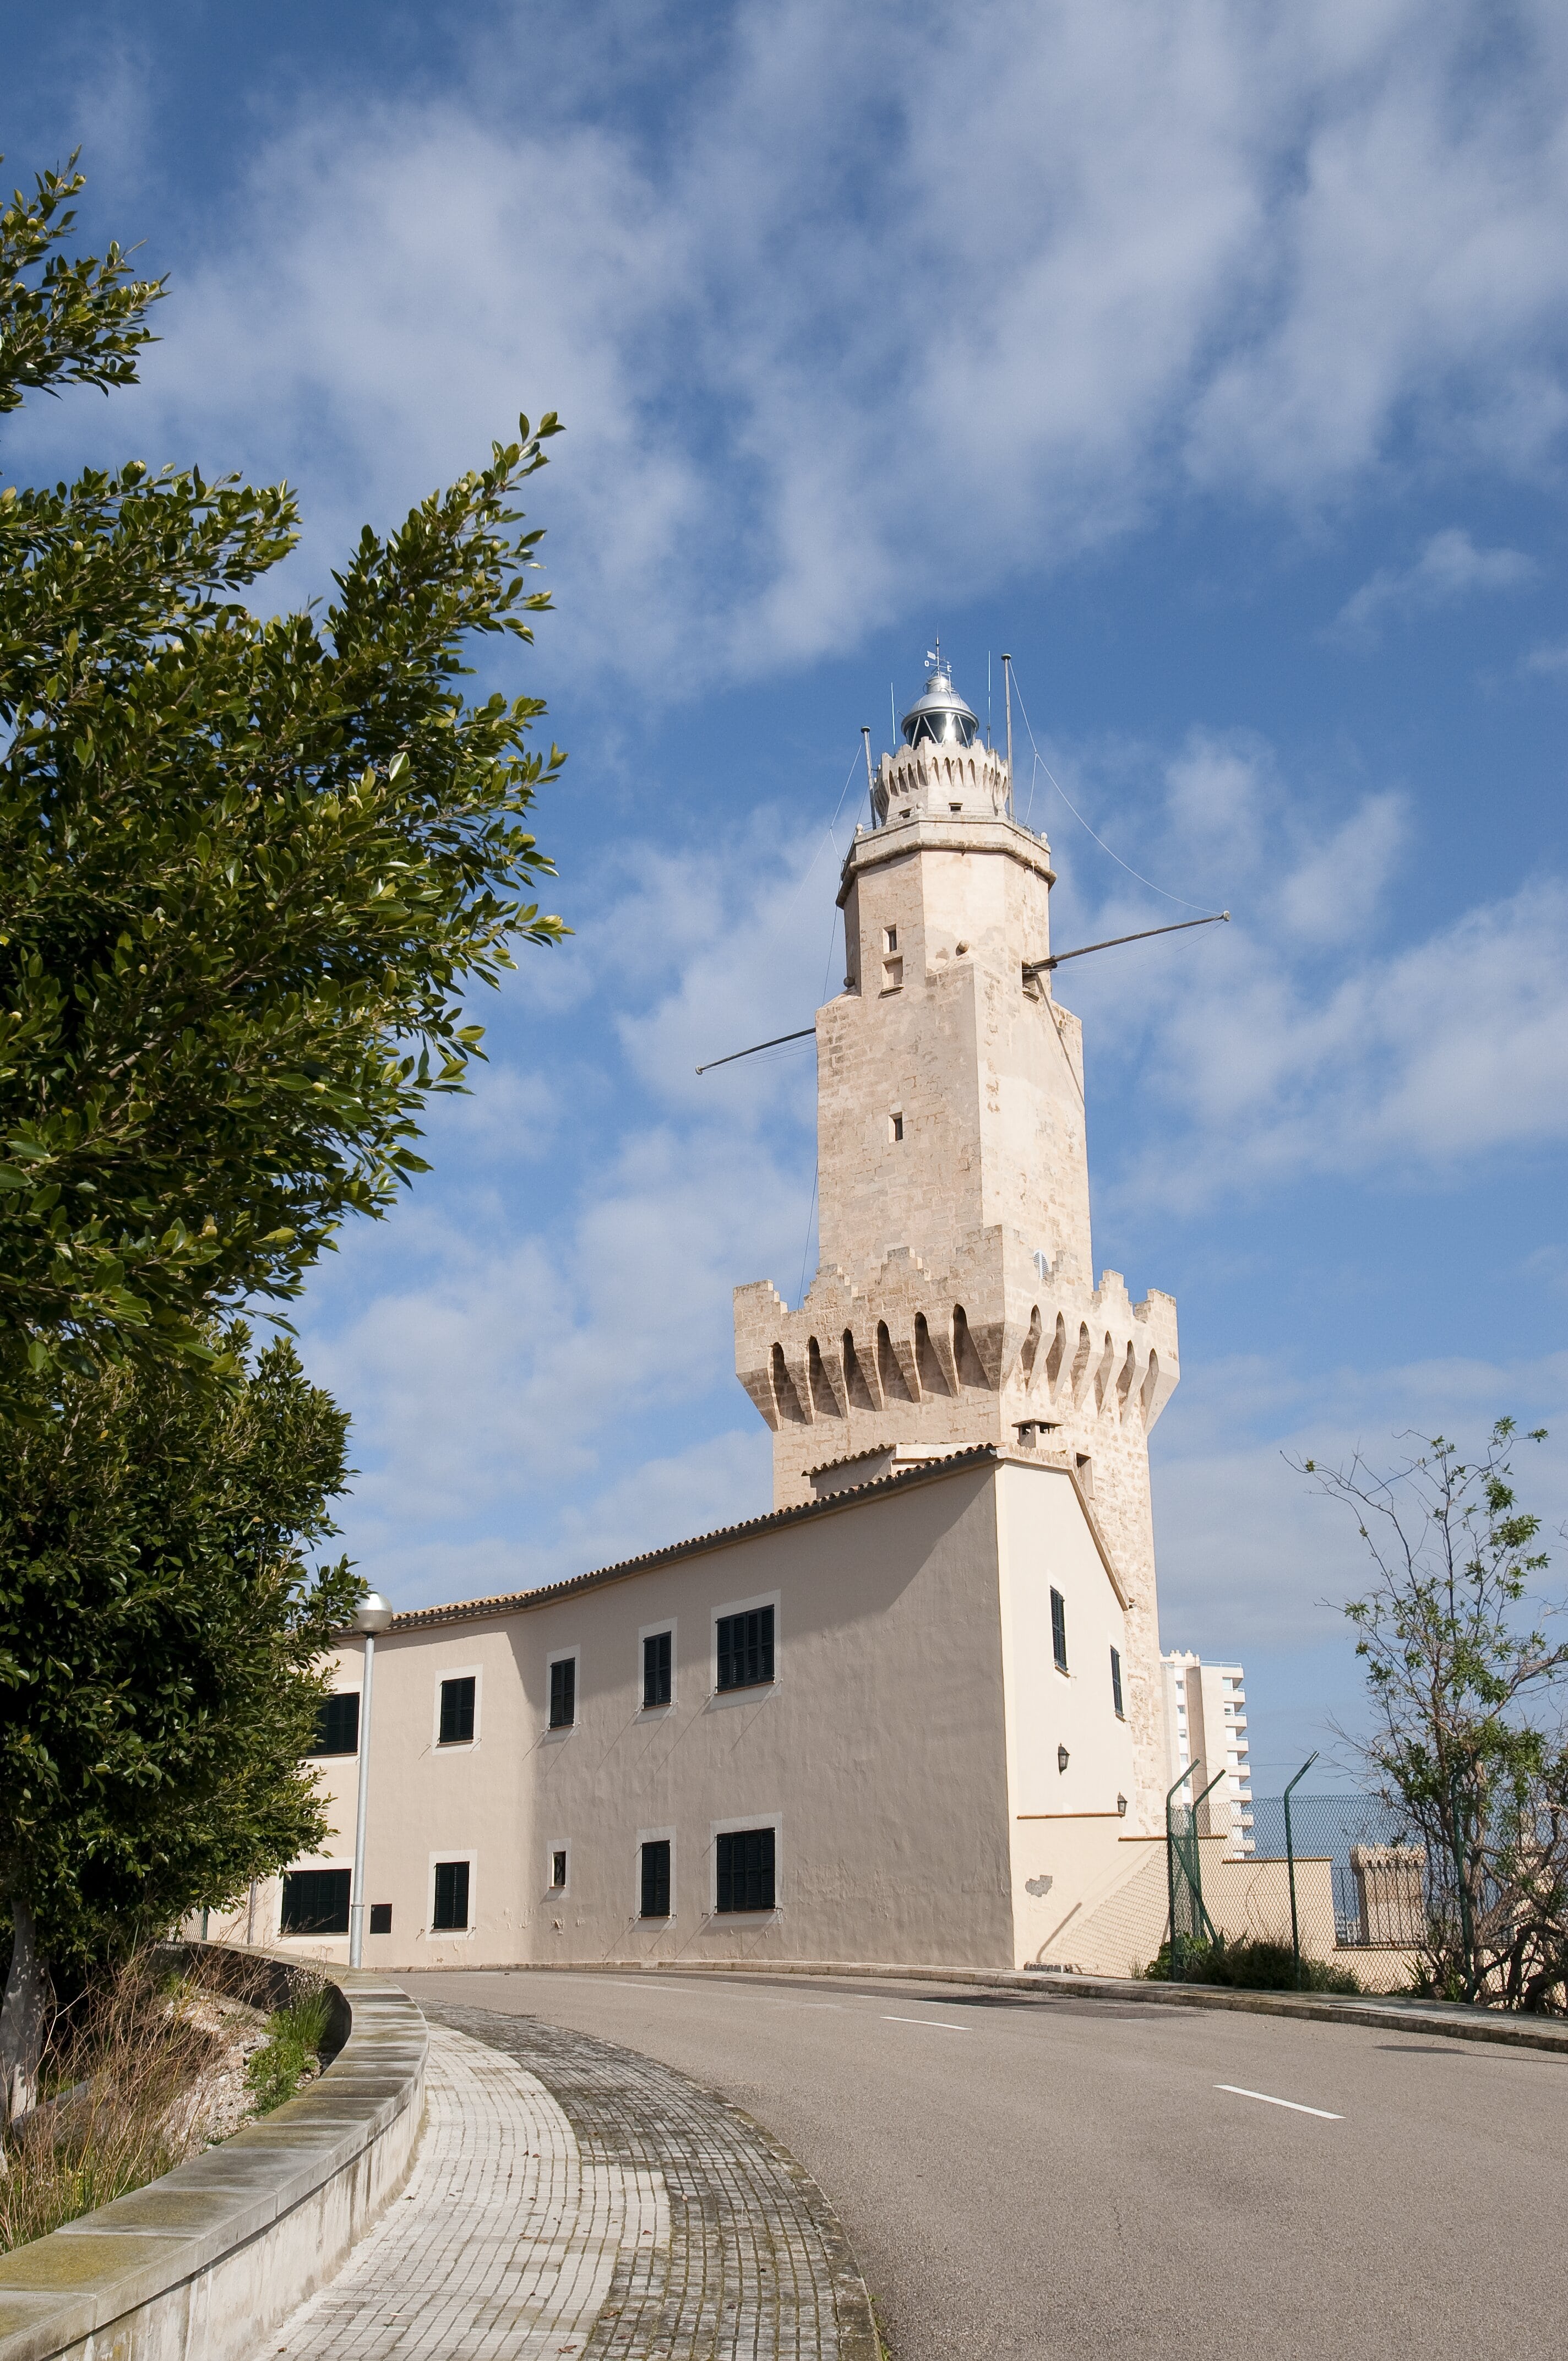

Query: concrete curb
left=1032, top=1968, right=1568, bottom=2053
left=445, top=1955, right=1568, bottom=2059
left=0, top=1954, right=427, bottom=2361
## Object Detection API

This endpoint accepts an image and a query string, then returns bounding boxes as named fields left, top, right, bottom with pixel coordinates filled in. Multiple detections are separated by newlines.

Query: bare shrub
left=0, top=1952, right=228, bottom=2253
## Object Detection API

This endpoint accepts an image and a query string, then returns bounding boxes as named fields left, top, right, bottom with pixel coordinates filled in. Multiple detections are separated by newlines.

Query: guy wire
left=1009, top=667, right=1217, bottom=915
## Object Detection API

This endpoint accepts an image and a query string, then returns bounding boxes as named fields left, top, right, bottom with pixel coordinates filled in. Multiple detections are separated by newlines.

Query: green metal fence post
left=1164, top=1767, right=1194, bottom=1980
left=1186, top=1765, right=1227, bottom=1966
left=1282, top=1751, right=1319, bottom=1990
left=1449, top=1761, right=1479, bottom=2000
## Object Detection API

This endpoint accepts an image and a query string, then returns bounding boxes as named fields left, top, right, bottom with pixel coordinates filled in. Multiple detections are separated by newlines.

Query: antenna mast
left=1001, top=652, right=1014, bottom=815
left=861, top=725, right=875, bottom=825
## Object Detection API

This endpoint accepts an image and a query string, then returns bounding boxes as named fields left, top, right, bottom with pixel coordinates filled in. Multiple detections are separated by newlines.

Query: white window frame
left=708, top=1589, right=781, bottom=1710
left=708, top=1810, right=783, bottom=1921
left=545, top=1644, right=581, bottom=1739
left=432, top=1664, right=482, bottom=1753
left=637, top=1618, right=677, bottom=1716
left=545, top=1835, right=571, bottom=1898
left=426, top=1849, right=477, bottom=1940
left=635, top=1825, right=677, bottom=1922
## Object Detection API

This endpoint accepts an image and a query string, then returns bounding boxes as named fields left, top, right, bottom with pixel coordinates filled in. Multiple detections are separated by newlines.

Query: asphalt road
left=408, top=1968, right=1567, bottom=2361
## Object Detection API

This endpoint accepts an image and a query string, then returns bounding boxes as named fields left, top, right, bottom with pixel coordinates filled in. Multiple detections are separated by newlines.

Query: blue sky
left=6, top=0, right=1568, bottom=1786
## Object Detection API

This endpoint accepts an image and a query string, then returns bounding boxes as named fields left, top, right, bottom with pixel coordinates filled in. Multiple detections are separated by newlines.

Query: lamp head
left=1057, top=1743, right=1070, bottom=1774
left=354, top=1590, right=394, bottom=1635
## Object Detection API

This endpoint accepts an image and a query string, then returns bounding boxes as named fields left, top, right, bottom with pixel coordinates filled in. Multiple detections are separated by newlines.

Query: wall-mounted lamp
left=1116, top=1793, right=1128, bottom=1818
left=1057, top=1743, right=1070, bottom=1774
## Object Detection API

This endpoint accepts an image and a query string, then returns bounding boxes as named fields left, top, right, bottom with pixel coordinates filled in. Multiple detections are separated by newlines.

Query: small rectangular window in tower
left=1110, top=1645, right=1124, bottom=1719
left=643, top=1630, right=672, bottom=1709
left=888, top=1110, right=903, bottom=1143
left=551, top=1848, right=568, bottom=1890
left=883, top=925, right=897, bottom=953
left=640, top=1839, right=671, bottom=1918
left=432, top=1859, right=470, bottom=1932
left=1050, top=1587, right=1069, bottom=1674
left=438, top=1676, right=475, bottom=1745
left=882, top=955, right=903, bottom=991
left=549, top=1656, right=576, bottom=1729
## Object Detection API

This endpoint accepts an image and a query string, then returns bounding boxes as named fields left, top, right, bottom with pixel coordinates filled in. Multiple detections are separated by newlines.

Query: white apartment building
left=1161, top=1651, right=1254, bottom=1853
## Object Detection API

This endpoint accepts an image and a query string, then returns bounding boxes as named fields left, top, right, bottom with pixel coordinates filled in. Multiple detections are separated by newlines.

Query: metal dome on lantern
left=899, top=640, right=979, bottom=749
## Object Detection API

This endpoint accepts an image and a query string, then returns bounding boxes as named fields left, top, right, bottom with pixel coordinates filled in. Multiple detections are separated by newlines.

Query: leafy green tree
left=0, top=156, right=567, bottom=1388
left=0, top=1330, right=361, bottom=2125
left=1298, top=1421, right=1568, bottom=2010
left=0, top=154, right=162, bottom=411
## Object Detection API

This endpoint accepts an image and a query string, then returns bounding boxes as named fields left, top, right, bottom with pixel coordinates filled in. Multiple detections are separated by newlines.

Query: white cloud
left=304, top=1114, right=801, bottom=1514
left=1046, top=728, right=1568, bottom=1205
left=13, top=0, right=1568, bottom=691
left=1521, top=639, right=1568, bottom=676
left=1152, top=1345, right=1568, bottom=1661
left=1331, top=527, right=1538, bottom=643
left=336, top=1427, right=772, bottom=1609
left=297, top=806, right=846, bottom=1605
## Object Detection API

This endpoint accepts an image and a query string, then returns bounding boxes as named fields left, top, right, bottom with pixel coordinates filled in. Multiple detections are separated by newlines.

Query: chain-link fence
left=1156, top=1783, right=1430, bottom=1990
left=1249, top=1792, right=1427, bottom=1948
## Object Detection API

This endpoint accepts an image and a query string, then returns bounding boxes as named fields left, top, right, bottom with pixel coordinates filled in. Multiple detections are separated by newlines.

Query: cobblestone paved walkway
left=265, top=2005, right=876, bottom=2361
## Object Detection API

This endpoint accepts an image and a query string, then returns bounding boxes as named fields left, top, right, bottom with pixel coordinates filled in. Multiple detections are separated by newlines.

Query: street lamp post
left=348, top=1591, right=394, bottom=1969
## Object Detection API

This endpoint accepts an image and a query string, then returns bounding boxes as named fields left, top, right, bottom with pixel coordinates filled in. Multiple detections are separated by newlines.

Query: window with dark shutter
left=369, top=1903, right=393, bottom=1934
left=640, top=1839, right=671, bottom=1917
left=716, top=1826, right=775, bottom=1912
left=438, top=1676, right=475, bottom=1744
left=308, top=1692, right=360, bottom=1756
left=280, top=1868, right=351, bottom=1935
left=1050, top=1588, right=1068, bottom=1673
left=1110, top=1645, right=1124, bottom=1718
left=432, top=1860, right=470, bottom=1930
left=716, top=1606, right=775, bottom=1693
left=551, top=1849, right=567, bottom=1890
left=643, top=1631, right=672, bottom=1709
left=549, top=1657, right=576, bottom=1728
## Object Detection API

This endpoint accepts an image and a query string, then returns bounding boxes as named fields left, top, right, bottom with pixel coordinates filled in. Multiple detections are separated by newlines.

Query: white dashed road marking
left=1216, top=2083, right=1342, bottom=2119
left=882, top=2015, right=972, bottom=2032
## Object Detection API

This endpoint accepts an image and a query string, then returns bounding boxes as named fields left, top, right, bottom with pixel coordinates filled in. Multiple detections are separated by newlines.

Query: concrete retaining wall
left=0, top=1955, right=426, bottom=2361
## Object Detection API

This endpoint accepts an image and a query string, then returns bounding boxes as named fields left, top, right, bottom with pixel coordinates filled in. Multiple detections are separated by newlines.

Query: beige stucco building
left=230, top=657, right=1194, bottom=1979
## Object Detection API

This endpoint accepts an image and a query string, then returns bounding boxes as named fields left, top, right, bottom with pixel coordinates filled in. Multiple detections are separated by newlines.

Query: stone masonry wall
left=734, top=786, right=1180, bottom=1831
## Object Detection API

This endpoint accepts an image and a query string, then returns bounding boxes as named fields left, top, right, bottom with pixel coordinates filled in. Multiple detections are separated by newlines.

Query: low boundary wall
left=0, top=1952, right=426, bottom=2361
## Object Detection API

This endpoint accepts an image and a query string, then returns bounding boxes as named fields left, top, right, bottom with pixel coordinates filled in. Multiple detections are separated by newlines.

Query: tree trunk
left=0, top=1899, right=47, bottom=2130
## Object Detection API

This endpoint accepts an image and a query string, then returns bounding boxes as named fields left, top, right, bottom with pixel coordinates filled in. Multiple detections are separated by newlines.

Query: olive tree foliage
left=1296, top=1422, right=1568, bottom=2011
left=0, top=157, right=567, bottom=1391
left=0, top=1331, right=360, bottom=2126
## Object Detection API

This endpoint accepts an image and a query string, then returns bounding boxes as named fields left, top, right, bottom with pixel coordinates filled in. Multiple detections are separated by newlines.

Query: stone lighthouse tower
left=733, top=655, right=1179, bottom=1817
